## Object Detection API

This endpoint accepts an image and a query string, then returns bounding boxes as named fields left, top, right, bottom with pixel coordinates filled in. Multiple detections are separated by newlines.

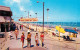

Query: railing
left=0, top=38, right=6, bottom=50
left=0, top=32, right=9, bottom=50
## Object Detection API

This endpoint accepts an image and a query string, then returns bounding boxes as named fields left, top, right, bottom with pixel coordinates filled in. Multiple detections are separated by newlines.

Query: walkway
left=5, top=23, right=80, bottom=50
left=6, top=24, right=46, bottom=50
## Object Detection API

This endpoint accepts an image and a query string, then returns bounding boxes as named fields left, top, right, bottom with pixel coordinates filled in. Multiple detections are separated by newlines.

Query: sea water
left=21, top=22, right=80, bottom=30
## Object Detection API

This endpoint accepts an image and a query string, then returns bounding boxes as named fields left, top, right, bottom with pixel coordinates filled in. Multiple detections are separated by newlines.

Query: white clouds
left=4, top=0, right=21, bottom=5
left=4, top=0, right=13, bottom=5
left=4, top=0, right=32, bottom=11
left=20, top=6, right=25, bottom=11
left=13, top=0, right=21, bottom=3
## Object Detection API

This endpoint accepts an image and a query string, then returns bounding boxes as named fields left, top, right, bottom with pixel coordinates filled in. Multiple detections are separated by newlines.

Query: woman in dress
left=21, top=32, right=25, bottom=48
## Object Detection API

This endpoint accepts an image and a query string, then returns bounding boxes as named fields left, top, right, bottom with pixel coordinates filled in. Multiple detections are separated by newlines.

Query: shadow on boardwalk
left=9, top=47, right=46, bottom=50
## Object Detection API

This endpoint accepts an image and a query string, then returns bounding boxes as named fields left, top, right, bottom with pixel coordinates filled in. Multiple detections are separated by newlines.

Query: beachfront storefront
left=0, top=6, right=12, bottom=50
left=0, top=5, right=12, bottom=32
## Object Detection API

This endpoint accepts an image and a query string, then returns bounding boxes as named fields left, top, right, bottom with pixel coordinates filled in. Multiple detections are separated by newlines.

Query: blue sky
left=0, top=0, right=80, bottom=22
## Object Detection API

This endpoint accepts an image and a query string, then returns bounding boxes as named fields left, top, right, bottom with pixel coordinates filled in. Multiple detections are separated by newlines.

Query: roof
left=0, top=5, right=11, bottom=11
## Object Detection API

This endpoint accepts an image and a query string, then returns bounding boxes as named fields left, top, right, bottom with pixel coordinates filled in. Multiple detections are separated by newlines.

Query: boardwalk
left=6, top=24, right=46, bottom=50
left=5, top=23, right=80, bottom=50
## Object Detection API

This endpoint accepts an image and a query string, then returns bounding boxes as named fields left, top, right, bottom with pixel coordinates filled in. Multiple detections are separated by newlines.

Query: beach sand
left=14, top=22, right=80, bottom=50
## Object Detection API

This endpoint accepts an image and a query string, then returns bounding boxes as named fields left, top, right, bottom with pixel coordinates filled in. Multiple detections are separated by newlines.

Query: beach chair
left=66, top=36, right=70, bottom=41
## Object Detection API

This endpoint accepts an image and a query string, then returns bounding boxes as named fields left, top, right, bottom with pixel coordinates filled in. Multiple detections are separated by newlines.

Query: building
left=0, top=5, right=12, bottom=32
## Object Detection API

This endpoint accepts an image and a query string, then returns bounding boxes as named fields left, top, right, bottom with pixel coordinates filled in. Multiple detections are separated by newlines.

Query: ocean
left=22, top=22, right=80, bottom=31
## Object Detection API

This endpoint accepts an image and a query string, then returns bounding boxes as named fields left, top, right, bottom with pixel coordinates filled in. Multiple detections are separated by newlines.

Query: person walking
left=20, top=25, right=21, bottom=30
left=35, top=33, right=39, bottom=46
left=17, top=25, right=19, bottom=30
left=26, top=32, right=31, bottom=47
left=40, top=32, right=44, bottom=47
left=21, top=32, right=25, bottom=48
left=21, top=25, right=23, bottom=30
left=14, top=28, right=19, bottom=40
left=9, top=31, right=12, bottom=40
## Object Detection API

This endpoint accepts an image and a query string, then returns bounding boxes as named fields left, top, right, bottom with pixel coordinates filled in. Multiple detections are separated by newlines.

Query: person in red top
left=21, top=32, right=25, bottom=48
left=40, top=32, right=44, bottom=47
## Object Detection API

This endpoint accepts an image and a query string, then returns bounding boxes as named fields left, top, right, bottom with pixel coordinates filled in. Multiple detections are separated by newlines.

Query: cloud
left=19, top=6, right=25, bottom=11
left=13, top=0, right=21, bottom=3
left=4, top=0, right=31, bottom=11
left=4, top=0, right=21, bottom=5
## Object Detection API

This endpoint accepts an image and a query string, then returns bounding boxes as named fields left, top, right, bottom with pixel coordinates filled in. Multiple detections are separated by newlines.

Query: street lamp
left=47, top=8, right=49, bottom=23
left=47, top=8, right=49, bottom=32
left=35, top=13, right=37, bottom=31
left=35, top=13, right=37, bottom=18
left=24, top=11, right=28, bottom=18
left=37, top=1, right=44, bottom=32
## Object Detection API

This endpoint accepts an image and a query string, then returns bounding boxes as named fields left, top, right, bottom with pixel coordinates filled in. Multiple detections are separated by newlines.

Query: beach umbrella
left=65, top=29, right=78, bottom=34
left=55, top=25, right=65, bottom=40
left=55, top=26, right=65, bottom=33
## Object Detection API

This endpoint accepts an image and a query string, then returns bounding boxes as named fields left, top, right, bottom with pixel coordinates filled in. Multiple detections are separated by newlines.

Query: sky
left=0, top=0, right=80, bottom=22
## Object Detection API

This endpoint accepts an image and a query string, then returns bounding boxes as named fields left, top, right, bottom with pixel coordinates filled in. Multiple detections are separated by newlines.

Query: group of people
left=12, top=24, right=45, bottom=48
left=14, top=27, right=44, bottom=48
left=20, top=31, right=44, bottom=48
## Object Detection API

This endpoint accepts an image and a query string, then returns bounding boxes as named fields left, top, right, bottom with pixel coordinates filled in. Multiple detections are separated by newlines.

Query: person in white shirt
left=8, top=31, right=12, bottom=40
left=35, top=33, right=39, bottom=46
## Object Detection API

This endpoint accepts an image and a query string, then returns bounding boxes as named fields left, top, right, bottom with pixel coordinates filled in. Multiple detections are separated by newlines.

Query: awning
left=0, top=16, right=11, bottom=22
left=65, top=29, right=78, bottom=34
left=0, top=16, right=5, bottom=22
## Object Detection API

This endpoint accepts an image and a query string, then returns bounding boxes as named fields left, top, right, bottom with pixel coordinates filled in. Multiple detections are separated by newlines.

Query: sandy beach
left=0, top=22, right=80, bottom=50
left=17, top=22, right=80, bottom=50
